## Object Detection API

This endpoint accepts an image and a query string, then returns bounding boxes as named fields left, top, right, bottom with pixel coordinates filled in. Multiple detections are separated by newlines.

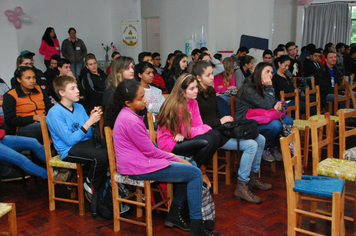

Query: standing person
left=235, top=62, right=293, bottom=162
left=165, top=54, right=188, bottom=93
left=108, top=79, right=221, bottom=236
left=157, top=73, right=222, bottom=187
left=3, top=67, right=52, bottom=143
left=39, top=27, right=61, bottom=68
left=46, top=75, right=108, bottom=215
left=192, top=61, right=270, bottom=204
left=102, top=56, right=134, bottom=112
left=61, top=28, right=87, bottom=79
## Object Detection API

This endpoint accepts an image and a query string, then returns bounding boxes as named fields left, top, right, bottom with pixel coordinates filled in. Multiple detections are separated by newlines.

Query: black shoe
left=91, top=189, right=99, bottom=219
left=1, top=169, right=29, bottom=182
left=189, top=219, right=221, bottom=236
left=84, top=177, right=92, bottom=202
left=165, top=203, right=190, bottom=231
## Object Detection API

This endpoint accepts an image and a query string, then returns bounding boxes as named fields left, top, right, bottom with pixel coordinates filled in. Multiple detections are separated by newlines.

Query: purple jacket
left=113, top=107, right=178, bottom=175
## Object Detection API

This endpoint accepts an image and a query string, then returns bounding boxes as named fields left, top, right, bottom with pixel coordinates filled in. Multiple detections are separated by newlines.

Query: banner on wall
left=122, top=21, right=138, bottom=48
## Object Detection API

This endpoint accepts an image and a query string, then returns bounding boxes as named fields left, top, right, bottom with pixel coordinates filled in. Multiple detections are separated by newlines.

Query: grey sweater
left=61, top=38, right=87, bottom=65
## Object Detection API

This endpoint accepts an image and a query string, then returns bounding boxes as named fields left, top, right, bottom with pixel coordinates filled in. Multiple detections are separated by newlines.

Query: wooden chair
left=280, top=128, right=346, bottom=236
left=0, top=203, right=17, bottom=236
left=40, top=117, right=85, bottom=216
left=311, top=114, right=356, bottom=235
left=280, top=89, right=300, bottom=119
left=147, top=112, right=158, bottom=145
left=338, top=109, right=356, bottom=233
left=349, top=83, right=356, bottom=109
left=104, top=126, right=173, bottom=235
left=327, top=82, right=350, bottom=116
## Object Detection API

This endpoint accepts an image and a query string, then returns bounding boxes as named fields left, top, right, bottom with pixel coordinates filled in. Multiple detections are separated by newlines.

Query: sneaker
left=1, top=169, right=30, bottom=182
left=84, top=177, right=93, bottom=202
left=270, top=146, right=283, bottom=161
left=262, top=149, right=275, bottom=162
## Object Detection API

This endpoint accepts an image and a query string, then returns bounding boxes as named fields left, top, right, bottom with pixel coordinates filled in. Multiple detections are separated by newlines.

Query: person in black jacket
left=314, top=51, right=343, bottom=108
left=81, top=54, right=107, bottom=113
left=303, top=49, right=322, bottom=77
left=235, top=62, right=293, bottom=163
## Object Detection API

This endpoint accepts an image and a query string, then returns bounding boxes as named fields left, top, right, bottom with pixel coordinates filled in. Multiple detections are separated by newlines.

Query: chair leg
left=353, top=181, right=356, bottom=235
left=136, top=186, right=143, bottom=218
left=166, top=183, right=173, bottom=211
left=303, top=127, right=310, bottom=167
left=48, top=167, right=55, bottom=211
left=8, top=203, right=17, bottom=236
left=77, top=165, right=85, bottom=216
left=111, top=175, right=120, bottom=232
left=225, top=151, right=231, bottom=185
left=213, top=152, right=218, bottom=195
left=331, top=192, right=341, bottom=236
left=271, top=161, right=276, bottom=172
left=145, top=181, right=153, bottom=236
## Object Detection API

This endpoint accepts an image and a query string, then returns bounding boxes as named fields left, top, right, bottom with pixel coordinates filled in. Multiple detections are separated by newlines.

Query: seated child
left=46, top=75, right=108, bottom=216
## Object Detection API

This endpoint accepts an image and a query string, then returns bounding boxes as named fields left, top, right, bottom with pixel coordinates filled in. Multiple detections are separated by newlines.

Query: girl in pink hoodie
left=39, top=27, right=61, bottom=68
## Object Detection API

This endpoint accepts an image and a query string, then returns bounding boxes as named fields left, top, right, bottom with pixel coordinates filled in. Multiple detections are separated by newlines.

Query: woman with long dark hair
left=165, top=54, right=188, bottom=93
left=162, top=53, right=175, bottom=82
left=39, top=27, right=61, bottom=68
left=235, top=62, right=293, bottom=163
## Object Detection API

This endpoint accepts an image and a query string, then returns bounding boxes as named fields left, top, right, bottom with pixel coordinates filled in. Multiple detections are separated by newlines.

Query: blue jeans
left=129, top=161, right=203, bottom=219
left=258, top=115, right=293, bottom=148
left=221, top=134, right=265, bottom=182
left=71, top=63, right=84, bottom=79
left=326, top=92, right=356, bottom=109
left=217, top=95, right=231, bottom=116
left=17, top=122, right=43, bottom=143
left=0, top=135, right=47, bottom=178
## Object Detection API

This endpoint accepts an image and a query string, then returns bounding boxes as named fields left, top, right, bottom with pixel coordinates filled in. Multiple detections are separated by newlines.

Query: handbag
left=220, top=88, right=238, bottom=97
left=202, top=182, right=215, bottom=231
left=276, top=108, right=292, bottom=137
left=245, top=108, right=285, bottom=125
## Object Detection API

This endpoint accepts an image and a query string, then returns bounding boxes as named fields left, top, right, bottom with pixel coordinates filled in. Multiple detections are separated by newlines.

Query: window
left=351, top=5, right=356, bottom=43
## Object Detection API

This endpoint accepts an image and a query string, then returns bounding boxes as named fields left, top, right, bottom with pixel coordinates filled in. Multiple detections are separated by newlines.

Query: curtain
left=302, top=2, right=351, bottom=48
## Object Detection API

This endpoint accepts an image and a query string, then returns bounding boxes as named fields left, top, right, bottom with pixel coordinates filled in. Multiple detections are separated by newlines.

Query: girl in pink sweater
left=39, top=27, right=61, bottom=68
left=157, top=73, right=222, bottom=188
left=108, top=79, right=221, bottom=236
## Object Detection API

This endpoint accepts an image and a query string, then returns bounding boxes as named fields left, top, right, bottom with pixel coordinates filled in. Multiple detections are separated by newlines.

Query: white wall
left=141, top=0, right=209, bottom=62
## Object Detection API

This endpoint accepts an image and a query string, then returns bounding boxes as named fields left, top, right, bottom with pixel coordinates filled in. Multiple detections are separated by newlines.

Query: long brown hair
left=222, top=57, right=235, bottom=87
left=158, top=73, right=197, bottom=136
left=106, top=56, right=134, bottom=89
left=191, top=61, right=215, bottom=98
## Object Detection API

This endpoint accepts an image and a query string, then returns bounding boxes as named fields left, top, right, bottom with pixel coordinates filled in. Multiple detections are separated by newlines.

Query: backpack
left=150, top=182, right=168, bottom=214
left=96, top=177, right=130, bottom=220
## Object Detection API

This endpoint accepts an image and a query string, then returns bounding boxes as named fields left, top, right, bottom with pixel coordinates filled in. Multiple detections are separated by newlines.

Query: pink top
left=39, top=39, right=61, bottom=60
left=214, top=73, right=236, bottom=94
left=113, top=107, right=178, bottom=175
left=157, top=99, right=212, bottom=152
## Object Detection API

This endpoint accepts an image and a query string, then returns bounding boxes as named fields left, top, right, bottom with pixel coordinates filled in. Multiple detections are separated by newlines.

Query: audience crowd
left=1, top=26, right=356, bottom=235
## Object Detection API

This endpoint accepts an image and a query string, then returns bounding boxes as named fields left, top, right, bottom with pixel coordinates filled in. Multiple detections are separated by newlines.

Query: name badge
left=76, top=47, right=81, bottom=50
left=55, top=47, right=59, bottom=50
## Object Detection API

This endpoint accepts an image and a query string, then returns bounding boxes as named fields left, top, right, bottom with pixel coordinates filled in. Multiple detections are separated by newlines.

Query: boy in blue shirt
left=46, top=75, right=108, bottom=217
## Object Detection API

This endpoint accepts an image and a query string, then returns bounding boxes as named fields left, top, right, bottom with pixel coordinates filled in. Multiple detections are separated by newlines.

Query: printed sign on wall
left=122, top=21, right=138, bottom=48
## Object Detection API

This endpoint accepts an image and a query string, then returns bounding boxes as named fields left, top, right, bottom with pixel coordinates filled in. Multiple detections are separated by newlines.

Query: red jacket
left=39, top=39, right=61, bottom=60
left=0, top=115, right=5, bottom=139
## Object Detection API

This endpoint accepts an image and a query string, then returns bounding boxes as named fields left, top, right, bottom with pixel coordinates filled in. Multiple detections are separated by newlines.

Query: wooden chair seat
left=317, top=158, right=356, bottom=181
left=293, top=119, right=310, bottom=130
left=309, top=114, right=339, bottom=123
left=0, top=203, right=17, bottom=236
left=0, top=204, right=12, bottom=218
left=114, top=172, right=154, bottom=187
left=338, top=108, right=356, bottom=115
left=343, top=147, right=356, bottom=161
left=49, top=155, right=78, bottom=169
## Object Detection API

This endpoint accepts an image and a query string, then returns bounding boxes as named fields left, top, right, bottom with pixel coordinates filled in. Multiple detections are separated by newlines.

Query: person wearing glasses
left=152, top=52, right=163, bottom=75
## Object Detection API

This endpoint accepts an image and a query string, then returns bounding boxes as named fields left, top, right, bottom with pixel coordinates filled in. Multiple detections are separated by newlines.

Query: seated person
left=198, top=51, right=224, bottom=76
left=315, top=51, right=343, bottom=108
left=46, top=75, right=108, bottom=215
left=214, top=57, right=237, bottom=116
left=231, top=47, right=249, bottom=67
left=79, top=53, right=106, bottom=79
left=344, top=46, right=356, bottom=75
left=81, top=54, right=107, bottom=112
left=193, top=61, right=270, bottom=204
left=44, top=54, right=60, bottom=82
left=303, top=49, right=322, bottom=77
left=262, top=50, right=276, bottom=74
left=3, top=66, right=52, bottom=143
left=108, top=79, right=221, bottom=235
left=106, top=51, right=121, bottom=76
left=152, top=52, right=163, bottom=75
left=0, top=114, right=47, bottom=179
left=136, top=61, right=165, bottom=118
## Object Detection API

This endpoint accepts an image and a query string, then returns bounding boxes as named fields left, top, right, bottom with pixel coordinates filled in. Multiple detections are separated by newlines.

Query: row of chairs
left=281, top=112, right=356, bottom=235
